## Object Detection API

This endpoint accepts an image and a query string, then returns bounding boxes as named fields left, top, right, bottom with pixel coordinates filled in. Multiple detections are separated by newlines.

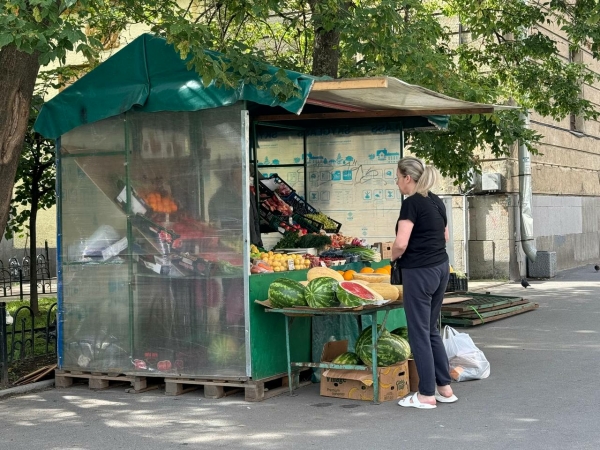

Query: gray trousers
left=402, top=261, right=451, bottom=396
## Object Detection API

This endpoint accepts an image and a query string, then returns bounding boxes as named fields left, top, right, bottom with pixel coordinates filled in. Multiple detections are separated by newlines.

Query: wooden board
left=442, top=299, right=530, bottom=316
left=441, top=295, right=524, bottom=312
left=442, top=296, right=472, bottom=305
left=442, top=303, right=539, bottom=326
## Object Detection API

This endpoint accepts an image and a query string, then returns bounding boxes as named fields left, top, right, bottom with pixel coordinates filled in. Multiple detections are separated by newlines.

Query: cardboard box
left=320, top=341, right=410, bottom=402
left=374, top=242, right=393, bottom=260
left=408, top=359, right=419, bottom=393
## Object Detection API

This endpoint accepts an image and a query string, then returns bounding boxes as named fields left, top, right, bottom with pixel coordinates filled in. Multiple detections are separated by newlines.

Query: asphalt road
left=1, top=266, right=599, bottom=450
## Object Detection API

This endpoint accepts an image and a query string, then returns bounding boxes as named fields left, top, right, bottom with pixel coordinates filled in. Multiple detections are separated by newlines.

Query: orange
left=343, top=270, right=356, bottom=281
left=336, top=270, right=345, bottom=276
left=374, top=267, right=389, bottom=275
left=359, top=267, right=375, bottom=274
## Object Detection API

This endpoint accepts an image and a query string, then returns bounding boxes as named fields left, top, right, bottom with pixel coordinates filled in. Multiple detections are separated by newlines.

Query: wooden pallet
left=164, top=369, right=311, bottom=402
left=55, top=370, right=148, bottom=392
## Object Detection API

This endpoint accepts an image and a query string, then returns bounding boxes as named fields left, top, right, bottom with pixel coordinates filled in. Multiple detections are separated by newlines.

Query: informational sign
left=256, top=125, right=402, bottom=242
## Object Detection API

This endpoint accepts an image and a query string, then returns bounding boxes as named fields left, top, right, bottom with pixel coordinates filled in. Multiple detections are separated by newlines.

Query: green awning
left=35, top=33, right=317, bottom=139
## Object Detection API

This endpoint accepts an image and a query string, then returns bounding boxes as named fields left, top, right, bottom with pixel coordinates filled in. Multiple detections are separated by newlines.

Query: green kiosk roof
left=35, top=33, right=317, bottom=139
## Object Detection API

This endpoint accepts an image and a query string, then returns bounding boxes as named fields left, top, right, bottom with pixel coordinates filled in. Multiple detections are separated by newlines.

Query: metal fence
left=0, top=252, right=53, bottom=299
left=0, top=301, right=58, bottom=388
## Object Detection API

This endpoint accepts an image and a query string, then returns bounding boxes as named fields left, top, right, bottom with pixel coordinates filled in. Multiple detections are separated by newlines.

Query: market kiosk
left=35, top=33, right=499, bottom=400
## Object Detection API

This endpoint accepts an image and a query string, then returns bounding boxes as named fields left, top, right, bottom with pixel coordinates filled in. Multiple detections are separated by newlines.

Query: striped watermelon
left=355, top=325, right=411, bottom=367
left=336, top=281, right=383, bottom=307
left=332, top=352, right=361, bottom=365
left=391, top=326, right=409, bottom=340
left=268, top=278, right=307, bottom=308
left=305, top=277, right=339, bottom=308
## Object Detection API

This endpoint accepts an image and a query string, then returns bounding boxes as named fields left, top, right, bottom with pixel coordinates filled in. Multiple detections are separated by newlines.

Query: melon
left=268, top=278, right=307, bottom=308
left=305, top=277, right=339, bottom=308
left=307, top=267, right=344, bottom=282
left=355, top=326, right=411, bottom=367
left=367, top=283, right=400, bottom=300
left=332, top=352, right=361, bottom=365
left=352, top=273, right=391, bottom=283
left=336, top=281, right=383, bottom=307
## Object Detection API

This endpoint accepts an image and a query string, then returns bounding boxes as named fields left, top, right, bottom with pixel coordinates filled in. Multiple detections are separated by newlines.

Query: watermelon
left=336, top=281, right=383, bottom=307
left=208, top=336, right=244, bottom=366
left=268, top=278, right=307, bottom=308
left=391, top=326, right=409, bottom=340
left=332, top=352, right=361, bottom=365
left=355, top=325, right=411, bottom=367
left=305, top=277, right=339, bottom=308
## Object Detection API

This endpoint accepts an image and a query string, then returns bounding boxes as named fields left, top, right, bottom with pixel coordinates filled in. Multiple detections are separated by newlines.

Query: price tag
left=287, top=259, right=296, bottom=271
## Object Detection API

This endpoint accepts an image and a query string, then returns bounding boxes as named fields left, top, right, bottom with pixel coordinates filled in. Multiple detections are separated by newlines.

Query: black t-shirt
left=395, top=192, right=448, bottom=269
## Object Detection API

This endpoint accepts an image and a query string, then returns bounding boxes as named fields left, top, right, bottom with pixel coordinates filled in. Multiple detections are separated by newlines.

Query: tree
left=4, top=93, right=55, bottom=315
left=2, top=0, right=600, bottom=237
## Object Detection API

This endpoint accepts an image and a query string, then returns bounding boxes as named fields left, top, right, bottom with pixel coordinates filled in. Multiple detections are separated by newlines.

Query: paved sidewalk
left=1, top=266, right=599, bottom=450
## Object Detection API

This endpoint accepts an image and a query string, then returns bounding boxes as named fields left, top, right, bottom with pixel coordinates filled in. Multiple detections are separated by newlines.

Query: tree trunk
left=29, top=193, right=39, bottom=315
left=308, top=0, right=342, bottom=78
left=0, top=46, right=41, bottom=237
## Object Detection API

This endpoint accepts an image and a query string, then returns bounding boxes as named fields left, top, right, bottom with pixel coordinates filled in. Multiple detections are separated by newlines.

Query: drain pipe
left=518, top=111, right=537, bottom=264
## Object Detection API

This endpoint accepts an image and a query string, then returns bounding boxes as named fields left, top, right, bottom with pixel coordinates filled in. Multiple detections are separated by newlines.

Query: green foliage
left=2, top=0, right=599, bottom=185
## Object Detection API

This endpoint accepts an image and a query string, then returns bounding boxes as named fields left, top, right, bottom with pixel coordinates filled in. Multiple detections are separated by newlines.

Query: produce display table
left=265, top=302, right=405, bottom=404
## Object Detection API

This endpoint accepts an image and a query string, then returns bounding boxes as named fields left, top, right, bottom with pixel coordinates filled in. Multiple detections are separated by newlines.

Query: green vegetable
left=342, top=246, right=381, bottom=262
left=296, top=233, right=331, bottom=249
left=273, top=231, right=300, bottom=250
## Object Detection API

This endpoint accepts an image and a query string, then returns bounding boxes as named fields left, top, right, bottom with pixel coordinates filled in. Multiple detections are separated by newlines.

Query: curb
left=0, top=379, right=55, bottom=400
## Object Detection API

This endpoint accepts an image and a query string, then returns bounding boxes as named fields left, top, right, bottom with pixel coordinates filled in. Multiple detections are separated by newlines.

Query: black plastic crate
left=445, top=273, right=468, bottom=292
left=259, top=174, right=295, bottom=198
left=292, top=213, right=323, bottom=233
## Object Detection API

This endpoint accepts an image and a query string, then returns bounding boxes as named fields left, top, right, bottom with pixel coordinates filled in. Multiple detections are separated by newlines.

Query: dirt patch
left=3, top=355, right=57, bottom=388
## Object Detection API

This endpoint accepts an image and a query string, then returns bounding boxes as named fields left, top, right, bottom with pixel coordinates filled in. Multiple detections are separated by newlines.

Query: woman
left=392, top=156, right=458, bottom=409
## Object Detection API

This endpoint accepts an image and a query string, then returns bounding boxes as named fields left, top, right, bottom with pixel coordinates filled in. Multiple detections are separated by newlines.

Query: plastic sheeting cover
left=59, top=106, right=248, bottom=377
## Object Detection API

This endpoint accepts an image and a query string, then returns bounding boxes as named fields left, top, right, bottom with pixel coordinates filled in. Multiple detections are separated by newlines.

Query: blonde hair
left=397, top=156, right=438, bottom=196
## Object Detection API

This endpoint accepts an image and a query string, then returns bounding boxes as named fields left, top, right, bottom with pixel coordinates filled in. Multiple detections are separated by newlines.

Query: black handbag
left=391, top=258, right=402, bottom=285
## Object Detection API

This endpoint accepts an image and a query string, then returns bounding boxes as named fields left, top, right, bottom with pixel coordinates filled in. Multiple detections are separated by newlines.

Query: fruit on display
left=352, top=272, right=391, bottom=283
left=342, top=270, right=356, bottom=281
left=305, top=212, right=339, bottom=231
left=332, top=352, right=361, bottom=365
left=367, top=283, right=400, bottom=301
left=208, top=336, right=243, bottom=366
left=268, top=278, right=307, bottom=308
left=250, top=244, right=262, bottom=259
left=374, top=267, right=391, bottom=275
left=262, top=194, right=293, bottom=216
left=355, top=326, right=411, bottom=367
left=391, top=326, right=409, bottom=340
left=307, top=267, right=344, bottom=282
left=144, top=192, right=178, bottom=214
left=305, top=277, right=339, bottom=308
left=394, top=285, right=403, bottom=300
left=336, top=281, right=383, bottom=307
left=260, top=251, right=312, bottom=272
left=360, top=267, right=375, bottom=274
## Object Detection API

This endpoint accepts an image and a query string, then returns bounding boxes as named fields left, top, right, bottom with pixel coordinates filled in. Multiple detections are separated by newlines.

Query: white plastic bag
left=442, top=326, right=490, bottom=381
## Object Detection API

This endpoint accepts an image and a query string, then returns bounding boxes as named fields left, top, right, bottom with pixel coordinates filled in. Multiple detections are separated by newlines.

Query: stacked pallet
left=441, top=293, right=538, bottom=326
